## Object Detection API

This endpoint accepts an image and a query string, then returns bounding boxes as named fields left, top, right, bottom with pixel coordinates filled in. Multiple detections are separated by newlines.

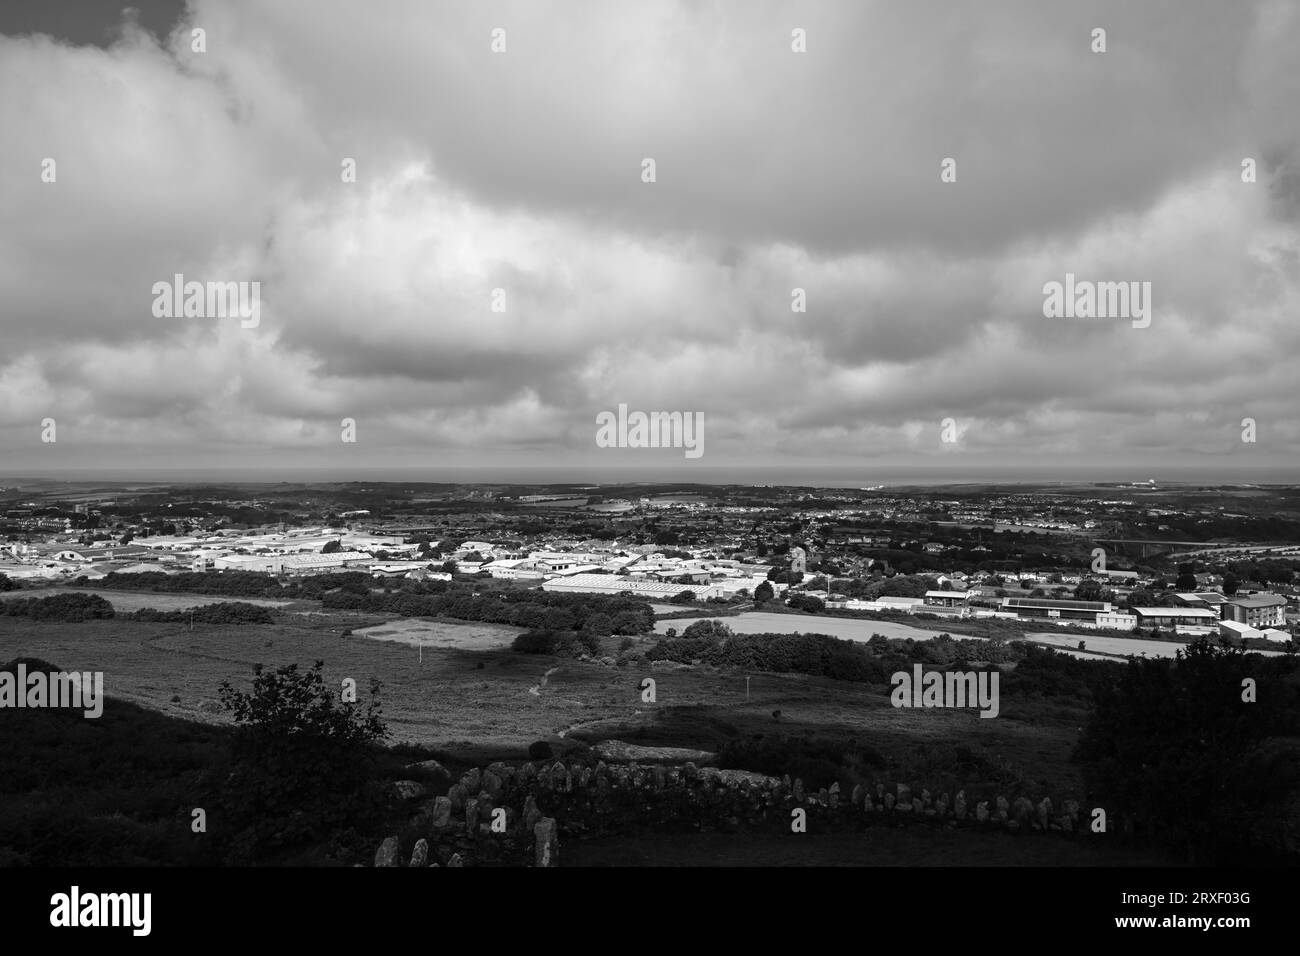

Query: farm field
left=0, top=610, right=1091, bottom=792
left=655, top=611, right=952, bottom=641
left=656, top=609, right=1288, bottom=661
left=1, top=588, right=302, bottom=612
left=352, top=617, right=523, bottom=652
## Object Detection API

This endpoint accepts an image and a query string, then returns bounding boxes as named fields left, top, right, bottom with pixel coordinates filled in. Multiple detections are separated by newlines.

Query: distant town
left=4, top=479, right=1297, bottom=648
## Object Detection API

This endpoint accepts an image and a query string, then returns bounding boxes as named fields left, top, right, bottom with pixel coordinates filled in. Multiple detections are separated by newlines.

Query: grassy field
left=2, top=588, right=303, bottom=612
left=0, top=609, right=1092, bottom=794
left=3, top=605, right=1206, bottom=865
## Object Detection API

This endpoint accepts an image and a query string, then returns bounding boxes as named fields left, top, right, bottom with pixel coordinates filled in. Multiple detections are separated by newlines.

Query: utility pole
left=745, top=675, right=751, bottom=702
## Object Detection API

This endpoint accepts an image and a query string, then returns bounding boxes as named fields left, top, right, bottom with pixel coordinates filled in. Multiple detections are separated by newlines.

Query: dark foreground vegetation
left=1, top=633, right=1294, bottom=866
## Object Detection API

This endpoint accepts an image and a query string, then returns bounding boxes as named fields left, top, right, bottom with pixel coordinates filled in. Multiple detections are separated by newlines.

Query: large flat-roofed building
left=924, top=590, right=971, bottom=608
left=541, top=573, right=718, bottom=599
left=1130, top=607, right=1220, bottom=634
left=1221, top=593, right=1286, bottom=628
left=1000, top=597, right=1112, bottom=623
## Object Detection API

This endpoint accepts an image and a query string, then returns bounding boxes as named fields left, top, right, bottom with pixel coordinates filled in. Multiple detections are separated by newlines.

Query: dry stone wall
left=373, top=756, right=1086, bottom=866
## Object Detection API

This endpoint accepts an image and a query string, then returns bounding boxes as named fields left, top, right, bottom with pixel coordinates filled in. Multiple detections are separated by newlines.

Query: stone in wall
left=954, top=790, right=967, bottom=820
left=447, top=783, right=468, bottom=812
left=1011, top=796, right=1033, bottom=826
left=535, top=818, right=559, bottom=867
left=995, top=796, right=1009, bottom=821
left=523, top=795, right=542, bottom=834
left=829, top=782, right=840, bottom=808
left=465, top=797, right=480, bottom=834
left=447, top=853, right=464, bottom=867
left=851, top=784, right=863, bottom=808
left=976, top=801, right=989, bottom=822
left=409, top=838, right=428, bottom=867
left=884, top=793, right=895, bottom=810
left=936, top=793, right=949, bottom=817
left=430, top=796, right=452, bottom=828
left=374, top=837, right=400, bottom=867
left=793, top=779, right=805, bottom=803
left=1035, top=798, right=1052, bottom=831
left=897, top=783, right=912, bottom=806
left=388, top=780, right=427, bottom=801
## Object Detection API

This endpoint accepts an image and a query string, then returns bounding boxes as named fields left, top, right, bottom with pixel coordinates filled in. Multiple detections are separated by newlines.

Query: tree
left=754, top=581, right=775, bottom=604
left=681, top=619, right=733, bottom=641
left=1175, top=570, right=1198, bottom=591
left=1222, top=573, right=1240, bottom=596
left=321, top=539, right=342, bottom=554
left=1074, top=578, right=1103, bottom=602
left=1125, top=588, right=1155, bottom=608
left=1076, top=643, right=1300, bottom=863
left=216, top=661, right=388, bottom=860
left=786, top=594, right=825, bottom=613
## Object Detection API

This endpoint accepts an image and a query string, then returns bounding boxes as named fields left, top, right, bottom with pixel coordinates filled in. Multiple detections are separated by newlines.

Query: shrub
left=513, top=630, right=559, bottom=654
left=1076, top=642, right=1300, bottom=863
left=681, top=619, right=733, bottom=641
left=2, top=593, right=115, bottom=622
left=215, top=661, right=388, bottom=861
left=786, top=594, right=825, bottom=613
left=528, top=741, right=554, bottom=761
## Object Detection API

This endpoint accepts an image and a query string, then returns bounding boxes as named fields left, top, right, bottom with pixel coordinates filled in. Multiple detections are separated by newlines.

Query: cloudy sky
left=2, top=0, right=1298, bottom=482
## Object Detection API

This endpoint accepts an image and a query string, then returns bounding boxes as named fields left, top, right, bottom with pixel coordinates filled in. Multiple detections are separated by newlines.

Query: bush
left=129, top=602, right=274, bottom=625
left=1076, top=642, right=1300, bottom=863
left=215, top=661, right=388, bottom=861
left=528, top=741, right=554, bottom=761
left=2, top=592, right=115, bottom=622
left=786, top=594, right=825, bottom=613
left=681, top=619, right=733, bottom=641
left=513, top=630, right=559, bottom=654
